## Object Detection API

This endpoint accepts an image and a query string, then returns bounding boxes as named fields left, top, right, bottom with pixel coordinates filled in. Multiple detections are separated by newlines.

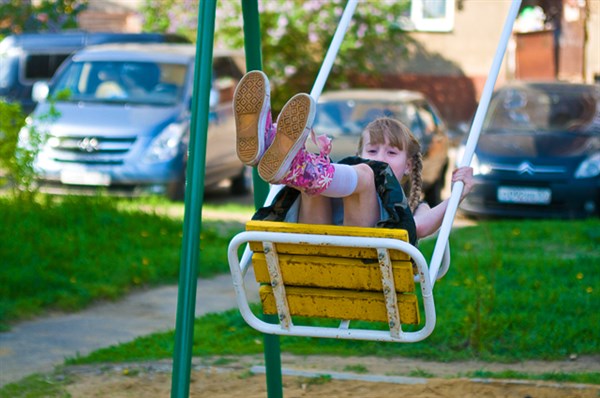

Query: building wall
left=586, top=0, right=600, bottom=83
left=409, top=1, right=512, bottom=84
left=78, top=0, right=143, bottom=32
left=362, top=1, right=514, bottom=127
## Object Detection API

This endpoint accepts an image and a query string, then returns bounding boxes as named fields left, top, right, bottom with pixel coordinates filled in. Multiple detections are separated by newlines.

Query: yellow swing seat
left=227, top=220, right=439, bottom=342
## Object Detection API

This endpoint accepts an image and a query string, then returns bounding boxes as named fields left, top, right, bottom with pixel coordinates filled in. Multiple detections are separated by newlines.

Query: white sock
left=321, top=164, right=358, bottom=198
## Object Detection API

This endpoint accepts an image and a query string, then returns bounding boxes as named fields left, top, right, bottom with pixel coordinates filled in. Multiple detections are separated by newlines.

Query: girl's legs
left=340, top=163, right=380, bottom=227
left=298, top=163, right=380, bottom=227
left=298, top=194, right=332, bottom=224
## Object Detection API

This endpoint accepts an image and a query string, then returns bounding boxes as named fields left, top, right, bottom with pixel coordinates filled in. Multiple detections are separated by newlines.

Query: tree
left=141, top=0, right=410, bottom=112
left=0, top=0, right=88, bottom=37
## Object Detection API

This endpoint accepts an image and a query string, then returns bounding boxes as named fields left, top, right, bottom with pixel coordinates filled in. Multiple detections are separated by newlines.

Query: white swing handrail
left=428, top=0, right=522, bottom=287
left=229, top=230, right=436, bottom=342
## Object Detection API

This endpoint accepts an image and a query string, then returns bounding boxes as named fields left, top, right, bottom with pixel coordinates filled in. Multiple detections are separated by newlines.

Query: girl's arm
left=414, top=166, right=474, bottom=239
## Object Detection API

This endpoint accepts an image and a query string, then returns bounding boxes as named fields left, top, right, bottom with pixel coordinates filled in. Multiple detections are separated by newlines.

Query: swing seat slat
left=252, top=253, right=415, bottom=292
left=259, top=285, right=420, bottom=324
left=247, top=221, right=410, bottom=261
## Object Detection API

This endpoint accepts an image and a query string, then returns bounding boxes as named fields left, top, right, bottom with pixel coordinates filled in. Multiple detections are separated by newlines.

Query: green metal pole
left=170, top=0, right=217, bottom=397
left=241, top=0, right=270, bottom=208
left=241, top=1, right=283, bottom=397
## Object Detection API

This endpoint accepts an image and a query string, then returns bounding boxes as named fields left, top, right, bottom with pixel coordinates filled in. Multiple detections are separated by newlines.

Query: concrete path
left=0, top=272, right=259, bottom=387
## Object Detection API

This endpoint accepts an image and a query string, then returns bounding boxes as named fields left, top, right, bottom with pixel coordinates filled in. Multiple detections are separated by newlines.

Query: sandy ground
left=49, top=354, right=600, bottom=397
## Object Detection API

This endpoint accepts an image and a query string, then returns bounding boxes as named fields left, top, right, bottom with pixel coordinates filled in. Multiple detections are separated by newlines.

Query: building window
left=409, top=0, right=455, bottom=32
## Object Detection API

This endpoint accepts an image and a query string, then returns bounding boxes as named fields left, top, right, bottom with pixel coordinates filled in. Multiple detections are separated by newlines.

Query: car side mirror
left=32, top=81, right=50, bottom=102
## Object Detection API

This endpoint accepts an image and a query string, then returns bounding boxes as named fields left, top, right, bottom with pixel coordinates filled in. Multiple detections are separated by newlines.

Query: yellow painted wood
left=253, top=253, right=415, bottom=293
left=247, top=220, right=418, bottom=325
left=247, top=220, right=410, bottom=261
left=259, top=285, right=420, bottom=325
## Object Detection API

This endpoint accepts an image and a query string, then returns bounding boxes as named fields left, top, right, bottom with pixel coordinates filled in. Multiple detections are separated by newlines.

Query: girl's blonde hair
left=358, top=117, right=423, bottom=213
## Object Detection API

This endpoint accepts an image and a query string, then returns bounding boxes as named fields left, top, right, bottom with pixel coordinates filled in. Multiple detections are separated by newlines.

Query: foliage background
left=142, top=0, right=411, bottom=113
left=0, top=0, right=87, bottom=38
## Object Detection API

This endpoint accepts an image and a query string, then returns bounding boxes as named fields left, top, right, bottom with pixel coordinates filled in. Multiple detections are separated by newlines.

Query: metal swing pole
left=428, top=0, right=522, bottom=287
left=237, top=2, right=285, bottom=397
left=170, top=0, right=217, bottom=397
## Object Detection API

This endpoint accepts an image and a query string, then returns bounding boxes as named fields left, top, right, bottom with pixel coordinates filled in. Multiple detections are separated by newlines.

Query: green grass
left=64, top=217, right=599, bottom=370
left=0, top=372, right=74, bottom=398
left=2, top=193, right=599, bottom=394
left=0, top=194, right=246, bottom=330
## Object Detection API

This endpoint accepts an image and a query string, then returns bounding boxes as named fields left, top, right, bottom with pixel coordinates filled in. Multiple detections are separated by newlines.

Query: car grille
left=486, top=161, right=566, bottom=176
left=47, top=135, right=137, bottom=165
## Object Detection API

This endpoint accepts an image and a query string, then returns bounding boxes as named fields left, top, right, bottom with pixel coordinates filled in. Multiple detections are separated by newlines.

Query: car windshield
left=51, top=60, right=188, bottom=106
left=483, top=85, right=600, bottom=134
left=314, top=99, right=418, bottom=135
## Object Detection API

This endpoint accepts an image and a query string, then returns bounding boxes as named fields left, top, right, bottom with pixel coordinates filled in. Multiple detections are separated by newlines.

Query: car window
left=23, top=53, right=71, bottom=82
left=314, top=99, right=417, bottom=136
left=484, top=86, right=600, bottom=133
left=415, top=102, right=441, bottom=136
left=51, top=60, right=188, bottom=106
left=212, top=56, right=244, bottom=104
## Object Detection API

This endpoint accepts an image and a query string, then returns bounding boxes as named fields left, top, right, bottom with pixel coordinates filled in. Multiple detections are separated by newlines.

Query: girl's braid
left=408, top=151, right=423, bottom=213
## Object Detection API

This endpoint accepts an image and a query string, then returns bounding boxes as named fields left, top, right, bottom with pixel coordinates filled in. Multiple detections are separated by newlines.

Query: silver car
left=26, top=43, right=248, bottom=200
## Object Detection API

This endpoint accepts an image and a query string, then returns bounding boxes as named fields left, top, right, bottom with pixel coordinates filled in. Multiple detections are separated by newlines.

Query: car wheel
left=230, top=167, right=251, bottom=196
left=425, top=164, right=448, bottom=207
left=167, top=170, right=186, bottom=202
left=424, top=173, right=445, bottom=207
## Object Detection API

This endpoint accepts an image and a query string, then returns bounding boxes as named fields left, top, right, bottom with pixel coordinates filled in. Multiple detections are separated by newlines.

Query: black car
left=311, top=89, right=450, bottom=205
left=459, top=81, right=600, bottom=219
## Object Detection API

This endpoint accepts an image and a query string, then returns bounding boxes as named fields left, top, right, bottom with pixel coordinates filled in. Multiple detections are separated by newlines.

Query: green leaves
left=141, top=0, right=411, bottom=113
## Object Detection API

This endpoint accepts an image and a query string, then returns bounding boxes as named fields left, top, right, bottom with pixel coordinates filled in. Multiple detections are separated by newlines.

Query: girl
left=234, top=70, right=473, bottom=245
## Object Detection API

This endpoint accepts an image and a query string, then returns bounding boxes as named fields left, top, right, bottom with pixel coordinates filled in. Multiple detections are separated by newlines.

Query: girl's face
left=360, top=131, right=410, bottom=181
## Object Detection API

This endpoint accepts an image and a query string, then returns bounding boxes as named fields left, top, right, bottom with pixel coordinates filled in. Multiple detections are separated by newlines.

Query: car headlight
left=456, top=146, right=489, bottom=175
left=143, top=123, right=186, bottom=163
left=575, top=153, right=600, bottom=179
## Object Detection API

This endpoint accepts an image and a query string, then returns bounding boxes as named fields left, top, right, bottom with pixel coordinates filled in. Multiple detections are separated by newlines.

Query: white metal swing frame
left=228, top=0, right=522, bottom=343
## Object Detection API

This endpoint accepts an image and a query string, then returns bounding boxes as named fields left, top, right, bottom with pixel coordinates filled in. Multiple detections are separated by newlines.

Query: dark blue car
left=459, top=81, right=600, bottom=219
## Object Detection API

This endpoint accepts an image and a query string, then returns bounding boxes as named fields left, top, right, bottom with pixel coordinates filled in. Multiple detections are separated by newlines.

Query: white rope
left=310, top=0, right=359, bottom=102
left=428, top=0, right=522, bottom=287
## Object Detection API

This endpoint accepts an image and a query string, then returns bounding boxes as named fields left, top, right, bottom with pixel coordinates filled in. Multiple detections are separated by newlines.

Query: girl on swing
left=234, top=70, right=474, bottom=245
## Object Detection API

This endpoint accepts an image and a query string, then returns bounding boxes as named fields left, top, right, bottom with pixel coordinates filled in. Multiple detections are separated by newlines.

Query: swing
left=228, top=0, right=522, bottom=343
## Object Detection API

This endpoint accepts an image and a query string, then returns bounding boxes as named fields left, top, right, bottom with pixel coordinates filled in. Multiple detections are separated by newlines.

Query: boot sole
left=258, top=93, right=315, bottom=183
left=234, top=70, right=270, bottom=166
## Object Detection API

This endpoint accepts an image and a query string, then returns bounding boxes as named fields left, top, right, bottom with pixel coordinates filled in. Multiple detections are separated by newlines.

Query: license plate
left=497, top=186, right=551, bottom=205
left=60, top=169, right=111, bottom=186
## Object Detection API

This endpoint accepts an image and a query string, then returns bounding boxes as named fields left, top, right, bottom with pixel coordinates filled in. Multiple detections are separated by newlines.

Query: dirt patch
left=58, top=355, right=599, bottom=398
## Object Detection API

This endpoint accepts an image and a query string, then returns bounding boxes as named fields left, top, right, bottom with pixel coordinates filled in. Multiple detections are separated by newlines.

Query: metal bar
left=170, top=0, right=217, bottom=397
left=241, top=0, right=269, bottom=209
left=239, top=2, right=282, bottom=397
left=309, top=0, right=358, bottom=101
left=428, top=0, right=522, bottom=287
